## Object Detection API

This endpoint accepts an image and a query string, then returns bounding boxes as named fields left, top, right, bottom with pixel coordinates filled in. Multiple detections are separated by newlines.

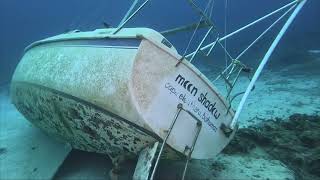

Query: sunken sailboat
left=10, top=0, right=306, bottom=179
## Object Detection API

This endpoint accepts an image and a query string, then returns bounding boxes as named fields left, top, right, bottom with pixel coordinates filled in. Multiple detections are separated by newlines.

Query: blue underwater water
left=0, top=1, right=320, bottom=179
left=0, top=0, right=319, bottom=84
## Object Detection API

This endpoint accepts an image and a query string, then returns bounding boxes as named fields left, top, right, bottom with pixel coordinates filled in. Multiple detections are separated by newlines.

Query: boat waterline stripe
left=27, top=38, right=141, bottom=51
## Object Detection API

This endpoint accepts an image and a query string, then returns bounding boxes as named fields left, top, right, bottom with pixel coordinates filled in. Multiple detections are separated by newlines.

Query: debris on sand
left=223, top=114, right=320, bottom=180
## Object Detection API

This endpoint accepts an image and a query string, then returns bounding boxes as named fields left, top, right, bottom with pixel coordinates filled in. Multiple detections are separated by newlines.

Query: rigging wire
left=224, top=0, right=228, bottom=69
left=119, top=0, right=139, bottom=26
left=236, top=3, right=297, bottom=60
left=209, top=0, right=215, bottom=19
left=223, top=0, right=230, bottom=97
left=185, top=0, right=298, bottom=59
left=182, top=0, right=213, bottom=58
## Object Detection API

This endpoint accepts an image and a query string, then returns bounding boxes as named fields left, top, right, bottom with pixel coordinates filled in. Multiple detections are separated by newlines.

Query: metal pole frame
left=113, top=0, right=150, bottom=34
left=118, top=0, right=140, bottom=27
left=230, top=0, right=307, bottom=129
left=185, top=0, right=299, bottom=59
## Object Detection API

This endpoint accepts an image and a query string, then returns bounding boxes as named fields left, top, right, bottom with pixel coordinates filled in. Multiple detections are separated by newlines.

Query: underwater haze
left=1, top=0, right=320, bottom=180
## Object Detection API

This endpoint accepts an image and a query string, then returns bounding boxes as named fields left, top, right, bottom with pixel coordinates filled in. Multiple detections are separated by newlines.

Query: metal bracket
left=175, top=56, right=185, bottom=67
left=220, top=123, right=233, bottom=137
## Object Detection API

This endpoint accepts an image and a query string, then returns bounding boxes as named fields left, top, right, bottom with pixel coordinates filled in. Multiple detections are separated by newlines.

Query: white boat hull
left=11, top=28, right=235, bottom=160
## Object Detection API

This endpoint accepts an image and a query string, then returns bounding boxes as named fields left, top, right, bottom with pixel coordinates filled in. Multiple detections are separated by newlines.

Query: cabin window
left=161, top=38, right=173, bottom=49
